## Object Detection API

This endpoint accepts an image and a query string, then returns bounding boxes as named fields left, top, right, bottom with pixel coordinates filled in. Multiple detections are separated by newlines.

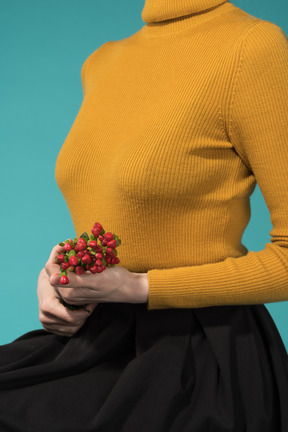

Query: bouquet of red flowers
left=54, top=222, right=121, bottom=311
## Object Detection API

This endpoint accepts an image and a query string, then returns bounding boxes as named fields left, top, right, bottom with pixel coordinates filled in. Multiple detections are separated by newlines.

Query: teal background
left=0, top=0, right=287, bottom=347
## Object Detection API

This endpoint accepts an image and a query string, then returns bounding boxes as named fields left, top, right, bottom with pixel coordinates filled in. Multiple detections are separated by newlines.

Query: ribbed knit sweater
left=55, top=0, right=288, bottom=310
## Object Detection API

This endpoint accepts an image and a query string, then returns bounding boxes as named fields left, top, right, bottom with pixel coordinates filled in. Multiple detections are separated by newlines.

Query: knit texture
left=55, top=0, right=288, bottom=310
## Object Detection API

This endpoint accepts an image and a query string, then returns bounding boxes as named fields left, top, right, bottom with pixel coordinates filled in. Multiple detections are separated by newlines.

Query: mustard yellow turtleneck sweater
left=55, top=0, right=288, bottom=310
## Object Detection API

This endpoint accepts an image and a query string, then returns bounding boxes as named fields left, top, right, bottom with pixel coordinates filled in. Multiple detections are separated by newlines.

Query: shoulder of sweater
left=224, top=14, right=288, bottom=169
left=220, top=10, right=288, bottom=96
left=80, top=33, right=139, bottom=80
left=80, top=40, right=116, bottom=82
left=232, top=17, right=288, bottom=81
left=230, top=8, right=287, bottom=55
left=213, top=4, right=286, bottom=60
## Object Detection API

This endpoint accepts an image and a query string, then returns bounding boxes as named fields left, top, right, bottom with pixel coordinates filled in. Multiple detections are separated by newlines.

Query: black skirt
left=0, top=302, right=287, bottom=432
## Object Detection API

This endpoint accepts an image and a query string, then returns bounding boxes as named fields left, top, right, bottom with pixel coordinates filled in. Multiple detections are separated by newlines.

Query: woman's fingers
left=38, top=266, right=99, bottom=337
left=44, top=244, right=85, bottom=288
left=42, top=324, right=83, bottom=337
left=40, top=303, right=98, bottom=336
left=44, top=244, right=66, bottom=278
left=40, top=314, right=84, bottom=327
left=40, top=298, right=98, bottom=323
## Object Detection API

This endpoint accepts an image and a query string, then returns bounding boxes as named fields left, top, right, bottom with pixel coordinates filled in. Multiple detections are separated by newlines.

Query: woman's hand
left=44, top=244, right=149, bottom=307
left=37, top=244, right=99, bottom=337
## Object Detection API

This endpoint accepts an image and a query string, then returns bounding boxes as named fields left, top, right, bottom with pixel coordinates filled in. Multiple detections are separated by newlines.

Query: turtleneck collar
left=139, top=0, right=233, bottom=37
left=141, top=0, right=230, bottom=23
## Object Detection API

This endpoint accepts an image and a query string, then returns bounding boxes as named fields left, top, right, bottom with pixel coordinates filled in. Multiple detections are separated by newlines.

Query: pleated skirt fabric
left=0, top=302, right=287, bottom=432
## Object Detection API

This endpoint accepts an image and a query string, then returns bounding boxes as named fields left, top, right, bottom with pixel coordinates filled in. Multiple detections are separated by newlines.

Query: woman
left=0, top=0, right=288, bottom=430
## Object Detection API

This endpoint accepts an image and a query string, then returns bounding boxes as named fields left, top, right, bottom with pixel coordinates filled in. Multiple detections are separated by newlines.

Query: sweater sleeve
left=146, top=20, right=288, bottom=310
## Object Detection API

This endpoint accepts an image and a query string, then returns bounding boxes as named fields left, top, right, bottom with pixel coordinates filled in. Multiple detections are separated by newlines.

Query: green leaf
left=80, top=232, right=89, bottom=241
left=68, top=250, right=76, bottom=256
left=60, top=270, right=67, bottom=276
left=59, top=242, right=65, bottom=246
left=114, top=236, right=121, bottom=246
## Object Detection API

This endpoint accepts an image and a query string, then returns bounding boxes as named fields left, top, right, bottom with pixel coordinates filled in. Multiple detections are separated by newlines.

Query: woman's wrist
left=131, top=272, right=149, bottom=304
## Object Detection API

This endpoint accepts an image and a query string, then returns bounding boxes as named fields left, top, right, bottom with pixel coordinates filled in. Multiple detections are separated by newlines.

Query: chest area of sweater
left=83, top=37, right=228, bottom=136
left=56, top=37, right=238, bottom=202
